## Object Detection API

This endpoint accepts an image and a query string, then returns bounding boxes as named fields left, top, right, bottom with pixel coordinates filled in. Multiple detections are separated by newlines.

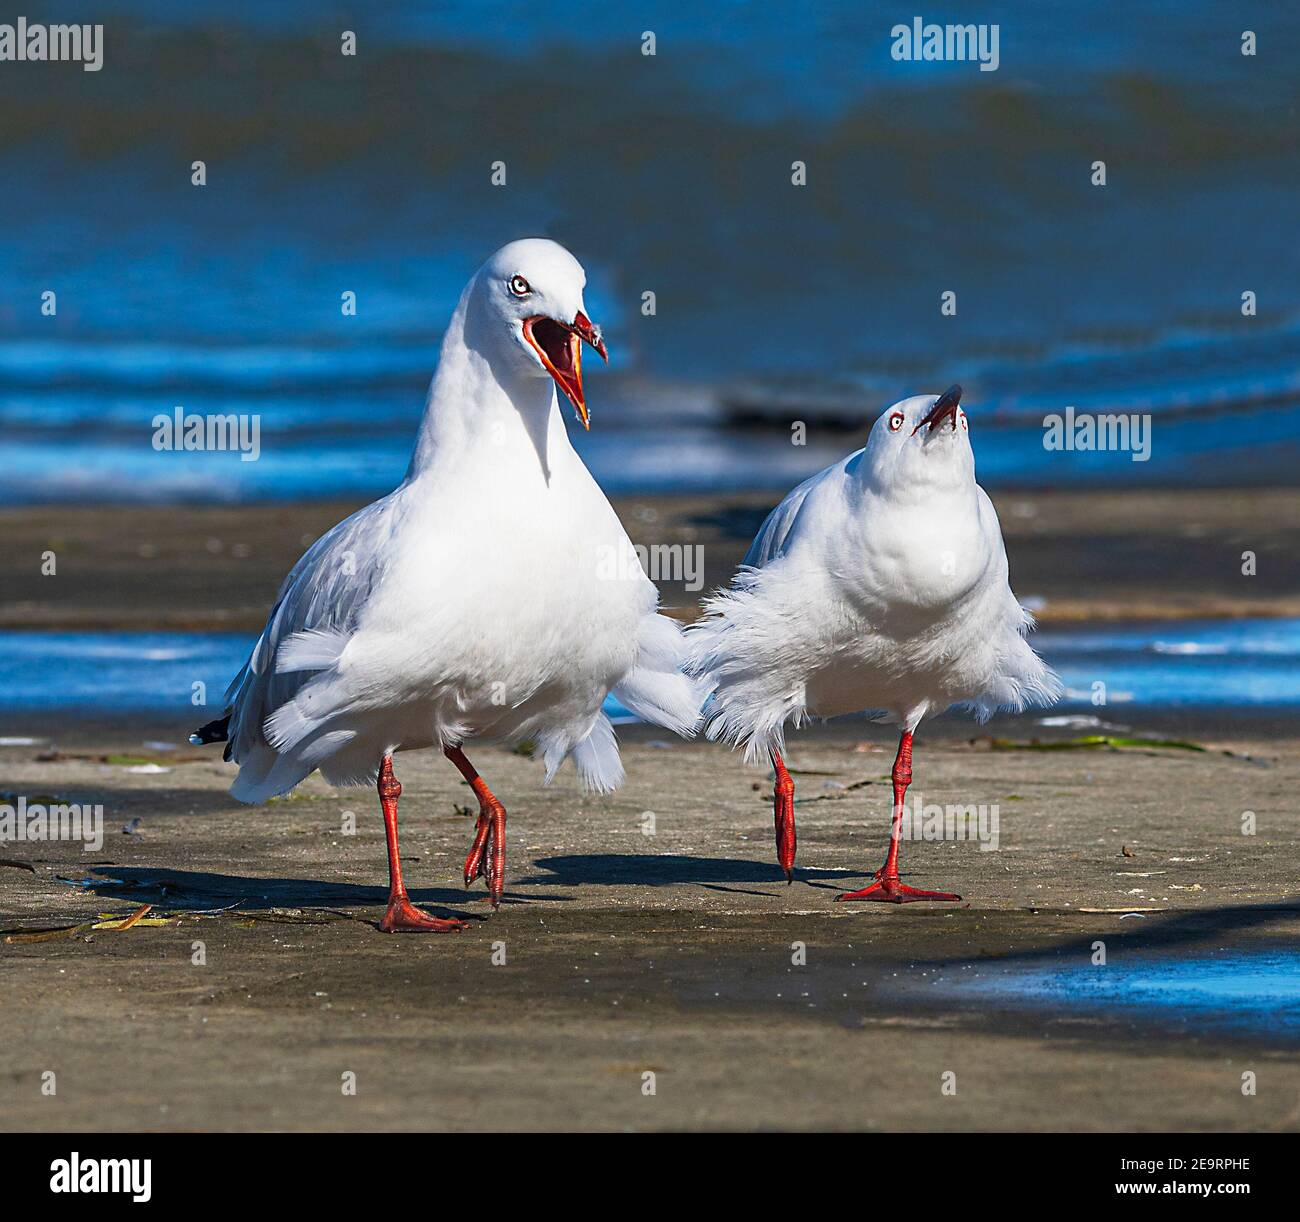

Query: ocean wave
left=1, top=3, right=1296, bottom=500
left=0, top=338, right=438, bottom=392
left=1039, top=620, right=1300, bottom=658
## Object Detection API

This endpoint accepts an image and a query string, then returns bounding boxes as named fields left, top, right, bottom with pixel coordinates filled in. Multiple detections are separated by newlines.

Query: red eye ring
left=959, top=410, right=968, bottom=430
left=508, top=275, right=531, bottom=297
left=888, top=412, right=905, bottom=432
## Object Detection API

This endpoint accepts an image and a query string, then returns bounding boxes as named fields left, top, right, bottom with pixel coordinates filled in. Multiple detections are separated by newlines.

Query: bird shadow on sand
left=60, top=865, right=572, bottom=923
left=516, top=854, right=861, bottom=889
left=38, top=785, right=246, bottom=820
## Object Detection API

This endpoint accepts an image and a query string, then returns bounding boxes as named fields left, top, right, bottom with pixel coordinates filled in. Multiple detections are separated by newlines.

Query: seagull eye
left=888, top=412, right=905, bottom=432
left=508, top=275, right=531, bottom=297
left=959, top=410, right=968, bottom=431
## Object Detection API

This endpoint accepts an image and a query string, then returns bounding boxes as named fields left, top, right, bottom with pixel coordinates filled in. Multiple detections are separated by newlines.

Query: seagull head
left=474, top=238, right=608, bottom=428
left=863, top=385, right=974, bottom=493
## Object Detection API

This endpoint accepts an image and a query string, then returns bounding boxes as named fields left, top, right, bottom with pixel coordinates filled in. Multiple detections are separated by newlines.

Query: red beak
left=522, top=311, right=608, bottom=429
left=570, top=311, right=608, bottom=364
left=913, top=384, right=962, bottom=435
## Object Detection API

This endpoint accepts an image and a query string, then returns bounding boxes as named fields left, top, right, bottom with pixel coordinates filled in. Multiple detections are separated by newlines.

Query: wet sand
left=3, top=488, right=1300, bottom=629
left=2, top=488, right=1298, bottom=1130
left=2, top=720, right=1297, bottom=1131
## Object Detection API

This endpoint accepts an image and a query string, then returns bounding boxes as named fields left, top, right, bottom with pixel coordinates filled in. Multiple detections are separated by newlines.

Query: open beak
left=522, top=310, right=608, bottom=429
left=913, top=384, right=962, bottom=435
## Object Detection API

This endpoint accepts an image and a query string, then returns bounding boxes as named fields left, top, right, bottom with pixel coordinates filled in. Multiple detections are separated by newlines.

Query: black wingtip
left=190, top=715, right=230, bottom=746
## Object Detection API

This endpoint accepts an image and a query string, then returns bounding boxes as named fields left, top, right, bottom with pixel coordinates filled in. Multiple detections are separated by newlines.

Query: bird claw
left=379, top=896, right=468, bottom=932
left=835, top=877, right=962, bottom=904
left=484, top=811, right=505, bottom=908
left=463, top=813, right=490, bottom=887
left=462, top=804, right=505, bottom=907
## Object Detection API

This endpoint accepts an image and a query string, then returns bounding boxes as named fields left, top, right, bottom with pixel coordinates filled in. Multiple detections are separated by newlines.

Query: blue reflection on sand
left=0, top=631, right=642, bottom=721
left=948, top=949, right=1300, bottom=1037
left=3, top=618, right=1298, bottom=717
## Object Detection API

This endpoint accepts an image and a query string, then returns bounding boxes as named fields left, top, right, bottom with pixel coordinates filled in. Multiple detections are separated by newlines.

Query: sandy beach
left=1, top=491, right=1298, bottom=1131
left=3, top=0, right=1298, bottom=1165
left=3, top=488, right=1300, bottom=633
left=1, top=721, right=1298, bottom=1132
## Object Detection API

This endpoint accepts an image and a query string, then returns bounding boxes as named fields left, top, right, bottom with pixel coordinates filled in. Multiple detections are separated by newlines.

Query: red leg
left=836, top=731, right=962, bottom=905
left=376, top=755, right=467, bottom=932
left=771, top=747, right=796, bottom=882
left=445, top=745, right=507, bottom=908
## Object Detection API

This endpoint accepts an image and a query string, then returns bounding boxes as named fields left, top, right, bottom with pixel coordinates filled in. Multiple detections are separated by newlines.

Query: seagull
left=192, top=239, right=701, bottom=930
left=687, top=386, right=1061, bottom=902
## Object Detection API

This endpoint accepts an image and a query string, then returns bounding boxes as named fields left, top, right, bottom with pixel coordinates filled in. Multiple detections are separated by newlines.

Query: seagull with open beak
left=688, top=386, right=1061, bottom=902
left=520, top=299, right=605, bottom=428
left=192, top=239, right=702, bottom=930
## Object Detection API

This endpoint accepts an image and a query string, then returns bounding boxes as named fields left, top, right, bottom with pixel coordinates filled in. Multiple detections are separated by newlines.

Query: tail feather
left=612, top=613, right=706, bottom=739
left=559, top=714, right=625, bottom=794
left=228, top=743, right=315, bottom=804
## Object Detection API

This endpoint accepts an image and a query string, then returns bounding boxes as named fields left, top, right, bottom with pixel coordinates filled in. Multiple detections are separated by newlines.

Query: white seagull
left=193, top=239, right=701, bottom=930
left=687, top=386, right=1061, bottom=902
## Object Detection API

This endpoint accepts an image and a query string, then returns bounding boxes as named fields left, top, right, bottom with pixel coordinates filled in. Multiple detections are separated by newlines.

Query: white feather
left=217, top=239, right=699, bottom=803
left=275, top=627, right=350, bottom=674
left=687, top=392, right=1061, bottom=760
left=612, top=611, right=706, bottom=739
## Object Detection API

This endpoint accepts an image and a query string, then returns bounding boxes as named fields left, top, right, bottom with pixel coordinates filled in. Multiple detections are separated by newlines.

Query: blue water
left=2, top=619, right=1296, bottom=719
left=0, top=632, right=247, bottom=715
left=940, top=949, right=1300, bottom=1038
left=1, top=2, right=1296, bottom=501
left=1037, top=619, right=1300, bottom=709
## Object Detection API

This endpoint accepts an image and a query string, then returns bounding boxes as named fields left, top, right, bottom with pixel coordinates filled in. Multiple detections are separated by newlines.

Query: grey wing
left=222, top=494, right=398, bottom=763
left=743, top=451, right=859, bottom=568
